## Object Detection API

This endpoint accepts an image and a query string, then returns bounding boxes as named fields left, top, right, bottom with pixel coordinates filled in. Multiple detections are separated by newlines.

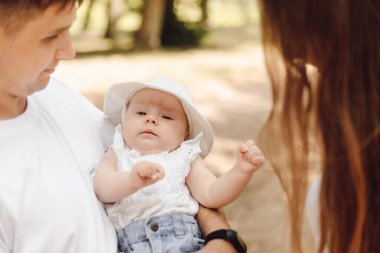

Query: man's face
left=0, top=3, right=77, bottom=98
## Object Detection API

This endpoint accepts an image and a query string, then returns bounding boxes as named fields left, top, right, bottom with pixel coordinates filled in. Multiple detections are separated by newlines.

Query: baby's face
left=122, top=88, right=189, bottom=155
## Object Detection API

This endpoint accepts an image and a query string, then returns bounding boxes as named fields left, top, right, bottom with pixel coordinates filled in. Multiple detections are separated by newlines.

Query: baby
left=94, top=77, right=265, bottom=253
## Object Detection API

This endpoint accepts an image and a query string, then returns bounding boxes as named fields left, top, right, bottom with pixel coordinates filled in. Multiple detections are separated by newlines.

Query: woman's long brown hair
left=257, top=1, right=380, bottom=252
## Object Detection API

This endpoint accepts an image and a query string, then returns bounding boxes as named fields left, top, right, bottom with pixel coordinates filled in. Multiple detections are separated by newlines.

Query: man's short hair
left=0, top=0, right=83, bottom=35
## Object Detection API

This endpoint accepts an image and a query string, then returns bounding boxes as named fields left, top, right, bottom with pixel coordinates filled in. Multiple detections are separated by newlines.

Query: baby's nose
left=145, top=115, right=157, bottom=125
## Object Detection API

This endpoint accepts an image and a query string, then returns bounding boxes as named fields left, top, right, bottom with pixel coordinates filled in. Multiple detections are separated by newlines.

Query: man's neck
left=0, top=93, right=27, bottom=120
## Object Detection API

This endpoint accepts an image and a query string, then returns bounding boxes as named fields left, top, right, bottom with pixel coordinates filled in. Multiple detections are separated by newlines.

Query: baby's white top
left=105, top=125, right=201, bottom=231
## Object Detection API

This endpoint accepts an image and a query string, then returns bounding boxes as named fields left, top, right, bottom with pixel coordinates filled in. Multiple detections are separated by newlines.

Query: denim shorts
left=117, top=214, right=204, bottom=253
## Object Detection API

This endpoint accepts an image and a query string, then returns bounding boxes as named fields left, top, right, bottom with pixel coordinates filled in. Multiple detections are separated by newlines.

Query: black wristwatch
left=204, top=229, right=247, bottom=253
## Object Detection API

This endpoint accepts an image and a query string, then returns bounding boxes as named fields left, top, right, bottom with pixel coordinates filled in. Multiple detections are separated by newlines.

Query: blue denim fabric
left=117, top=214, right=204, bottom=253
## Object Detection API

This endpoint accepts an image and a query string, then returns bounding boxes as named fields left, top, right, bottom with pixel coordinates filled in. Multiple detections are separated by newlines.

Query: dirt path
left=55, top=41, right=290, bottom=253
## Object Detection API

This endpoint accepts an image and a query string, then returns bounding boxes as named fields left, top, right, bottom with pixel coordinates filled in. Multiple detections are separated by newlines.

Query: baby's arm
left=93, top=148, right=165, bottom=203
left=186, top=140, right=264, bottom=208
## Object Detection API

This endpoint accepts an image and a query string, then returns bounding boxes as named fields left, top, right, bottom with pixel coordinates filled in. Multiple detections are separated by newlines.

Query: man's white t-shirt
left=0, top=78, right=117, bottom=253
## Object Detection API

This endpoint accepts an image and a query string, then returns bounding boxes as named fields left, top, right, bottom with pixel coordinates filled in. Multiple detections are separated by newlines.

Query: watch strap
left=204, top=229, right=247, bottom=253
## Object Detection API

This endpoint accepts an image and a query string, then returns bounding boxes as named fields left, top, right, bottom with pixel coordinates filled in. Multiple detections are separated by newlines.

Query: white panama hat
left=103, top=76, right=214, bottom=158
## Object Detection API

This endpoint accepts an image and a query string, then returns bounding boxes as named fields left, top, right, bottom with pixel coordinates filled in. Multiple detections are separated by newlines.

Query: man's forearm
left=196, top=206, right=237, bottom=253
left=199, top=239, right=237, bottom=253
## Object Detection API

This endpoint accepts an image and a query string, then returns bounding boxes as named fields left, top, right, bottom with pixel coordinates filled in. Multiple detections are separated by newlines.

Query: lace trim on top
left=111, top=124, right=202, bottom=176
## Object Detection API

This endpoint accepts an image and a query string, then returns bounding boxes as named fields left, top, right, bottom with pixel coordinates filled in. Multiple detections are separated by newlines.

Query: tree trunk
left=81, top=0, right=96, bottom=30
left=134, top=0, right=166, bottom=50
left=200, top=0, right=209, bottom=26
left=160, top=0, right=203, bottom=48
left=104, top=0, right=126, bottom=38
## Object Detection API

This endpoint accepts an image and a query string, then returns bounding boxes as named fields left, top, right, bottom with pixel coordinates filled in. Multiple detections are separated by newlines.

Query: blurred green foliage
left=71, top=0, right=259, bottom=51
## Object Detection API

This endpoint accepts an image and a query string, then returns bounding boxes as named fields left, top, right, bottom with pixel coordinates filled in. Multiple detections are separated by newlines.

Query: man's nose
left=55, top=30, right=76, bottom=60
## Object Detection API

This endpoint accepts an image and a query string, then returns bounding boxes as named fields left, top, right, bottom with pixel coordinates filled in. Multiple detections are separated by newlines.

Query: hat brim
left=103, top=81, right=213, bottom=158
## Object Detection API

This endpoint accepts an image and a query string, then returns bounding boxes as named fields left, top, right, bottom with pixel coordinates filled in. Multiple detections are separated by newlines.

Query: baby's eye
left=162, top=115, right=173, bottom=120
left=136, top=111, right=146, bottom=116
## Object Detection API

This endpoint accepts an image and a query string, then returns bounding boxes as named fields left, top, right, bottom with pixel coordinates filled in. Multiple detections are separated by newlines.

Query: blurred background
left=53, top=0, right=310, bottom=252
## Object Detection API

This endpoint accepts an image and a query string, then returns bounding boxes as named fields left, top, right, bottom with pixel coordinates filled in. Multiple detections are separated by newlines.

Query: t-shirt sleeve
left=0, top=239, right=9, bottom=253
left=50, top=78, right=116, bottom=150
left=0, top=202, right=12, bottom=253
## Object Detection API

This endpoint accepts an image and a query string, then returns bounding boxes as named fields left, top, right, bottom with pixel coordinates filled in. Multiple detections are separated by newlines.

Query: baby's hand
left=236, top=140, right=265, bottom=173
left=131, top=162, right=165, bottom=190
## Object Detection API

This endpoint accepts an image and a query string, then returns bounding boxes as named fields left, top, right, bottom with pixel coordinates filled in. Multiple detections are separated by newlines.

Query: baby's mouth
left=141, top=130, right=157, bottom=136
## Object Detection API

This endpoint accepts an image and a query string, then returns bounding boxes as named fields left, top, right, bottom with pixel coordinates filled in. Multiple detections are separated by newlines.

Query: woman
left=257, top=1, right=380, bottom=253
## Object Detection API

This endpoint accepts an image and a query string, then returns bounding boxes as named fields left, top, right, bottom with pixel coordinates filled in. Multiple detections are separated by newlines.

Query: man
left=0, top=1, right=237, bottom=252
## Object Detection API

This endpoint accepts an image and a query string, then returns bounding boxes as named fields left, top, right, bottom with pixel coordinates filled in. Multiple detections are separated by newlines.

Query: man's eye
left=136, top=111, right=146, bottom=116
left=162, top=115, right=173, bottom=120
left=44, top=34, right=59, bottom=41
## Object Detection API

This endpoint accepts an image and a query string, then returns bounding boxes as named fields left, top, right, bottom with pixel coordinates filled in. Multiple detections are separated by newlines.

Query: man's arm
left=196, top=205, right=237, bottom=253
